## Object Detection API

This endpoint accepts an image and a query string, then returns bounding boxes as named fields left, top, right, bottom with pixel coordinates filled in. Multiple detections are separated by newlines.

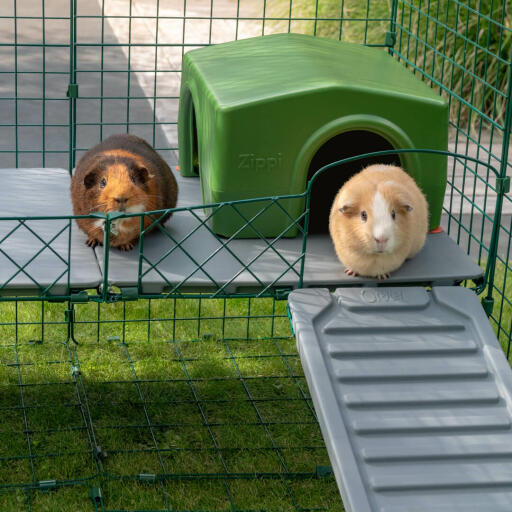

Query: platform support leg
left=481, top=296, right=494, bottom=317
left=65, top=302, right=79, bottom=345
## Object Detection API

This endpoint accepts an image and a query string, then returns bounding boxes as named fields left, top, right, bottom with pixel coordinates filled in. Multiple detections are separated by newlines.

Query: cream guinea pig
left=328, top=164, right=429, bottom=280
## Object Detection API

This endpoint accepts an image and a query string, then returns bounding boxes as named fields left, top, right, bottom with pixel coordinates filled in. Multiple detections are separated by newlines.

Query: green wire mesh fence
left=0, top=149, right=500, bottom=303
left=0, top=0, right=511, bottom=510
left=390, top=0, right=512, bottom=353
left=0, top=296, right=343, bottom=511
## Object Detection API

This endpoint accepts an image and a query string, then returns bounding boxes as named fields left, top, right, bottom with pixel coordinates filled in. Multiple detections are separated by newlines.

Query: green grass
left=0, top=260, right=511, bottom=510
left=0, top=296, right=343, bottom=511
left=0, top=486, right=95, bottom=512
left=488, top=258, right=512, bottom=357
left=394, top=0, right=511, bottom=133
left=258, top=0, right=392, bottom=44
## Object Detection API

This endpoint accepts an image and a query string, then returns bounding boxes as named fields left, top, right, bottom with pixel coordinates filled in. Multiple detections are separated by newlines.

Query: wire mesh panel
left=0, top=297, right=344, bottom=511
left=390, top=0, right=512, bottom=352
left=95, top=193, right=309, bottom=297
left=0, top=0, right=72, bottom=169
left=1, top=0, right=512, bottom=511
left=70, top=0, right=394, bottom=164
left=0, top=485, right=98, bottom=511
left=0, top=338, right=98, bottom=490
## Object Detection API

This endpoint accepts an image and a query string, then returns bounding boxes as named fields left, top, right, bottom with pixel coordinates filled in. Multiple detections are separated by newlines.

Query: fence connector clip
left=496, top=176, right=510, bottom=195
left=90, top=486, right=103, bottom=504
left=316, top=465, right=333, bottom=477
left=385, top=31, right=396, bottom=47
left=39, top=479, right=57, bottom=490
left=66, top=83, right=79, bottom=98
left=120, top=287, right=139, bottom=301
left=139, top=473, right=157, bottom=483
left=93, top=445, right=107, bottom=461
left=65, top=309, right=75, bottom=323
left=70, top=366, right=81, bottom=377
left=481, top=296, right=494, bottom=317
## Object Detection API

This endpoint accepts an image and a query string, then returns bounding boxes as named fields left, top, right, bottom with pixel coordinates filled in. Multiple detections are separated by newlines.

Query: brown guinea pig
left=328, top=164, right=429, bottom=280
left=71, top=134, right=178, bottom=251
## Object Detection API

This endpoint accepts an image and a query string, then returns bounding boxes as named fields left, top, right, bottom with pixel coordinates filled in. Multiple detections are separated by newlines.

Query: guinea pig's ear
left=338, top=203, right=356, bottom=216
left=398, top=199, right=413, bottom=213
left=133, top=166, right=149, bottom=184
left=396, top=193, right=413, bottom=213
left=84, top=169, right=99, bottom=189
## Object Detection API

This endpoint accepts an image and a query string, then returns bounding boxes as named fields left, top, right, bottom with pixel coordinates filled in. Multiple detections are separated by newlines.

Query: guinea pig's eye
left=360, top=211, right=368, bottom=222
left=391, top=209, right=396, bottom=220
left=100, top=178, right=107, bottom=188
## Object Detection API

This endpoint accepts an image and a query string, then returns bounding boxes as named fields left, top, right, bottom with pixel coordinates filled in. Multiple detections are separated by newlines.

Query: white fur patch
left=372, top=191, right=394, bottom=245
left=93, top=219, right=106, bottom=230
left=94, top=218, right=121, bottom=236
left=113, top=204, right=145, bottom=233
left=113, top=219, right=128, bottom=233
left=126, top=203, right=146, bottom=214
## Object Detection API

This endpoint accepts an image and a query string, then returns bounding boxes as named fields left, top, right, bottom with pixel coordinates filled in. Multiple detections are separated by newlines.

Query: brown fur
left=71, top=134, right=178, bottom=250
left=329, top=164, right=429, bottom=279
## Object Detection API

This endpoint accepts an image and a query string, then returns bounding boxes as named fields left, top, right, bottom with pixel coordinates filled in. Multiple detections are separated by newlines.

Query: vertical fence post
left=67, top=0, right=78, bottom=174
left=298, top=190, right=310, bottom=291
left=386, top=0, right=399, bottom=50
left=482, top=55, right=512, bottom=316
left=65, top=0, right=78, bottom=299
left=14, top=0, right=18, bottom=167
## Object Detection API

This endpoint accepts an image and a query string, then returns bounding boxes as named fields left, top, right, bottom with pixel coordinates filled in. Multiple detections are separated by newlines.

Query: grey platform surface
left=0, top=168, right=101, bottom=294
left=95, top=171, right=483, bottom=294
left=288, top=286, right=512, bottom=512
left=0, top=168, right=483, bottom=295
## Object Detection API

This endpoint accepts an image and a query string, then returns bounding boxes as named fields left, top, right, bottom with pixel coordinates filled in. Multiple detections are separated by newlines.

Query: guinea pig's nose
left=114, top=197, right=128, bottom=205
left=374, top=236, right=388, bottom=244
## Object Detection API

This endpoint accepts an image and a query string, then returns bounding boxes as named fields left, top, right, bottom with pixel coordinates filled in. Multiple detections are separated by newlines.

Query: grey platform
left=0, top=168, right=101, bottom=295
left=94, top=170, right=483, bottom=294
left=0, top=168, right=483, bottom=295
left=288, top=286, right=512, bottom=512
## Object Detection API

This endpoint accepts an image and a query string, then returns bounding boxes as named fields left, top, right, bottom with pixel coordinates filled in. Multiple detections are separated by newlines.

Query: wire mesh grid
left=98, top=193, right=309, bottom=299
left=0, top=0, right=511, bottom=510
left=0, top=1, right=72, bottom=168
left=0, top=0, right=395, bottom=169
left=0, top=297, right=343, bottom=511
left=0, top=218, right=72, bottom=297
left=390, top=0, right=512, bottom=353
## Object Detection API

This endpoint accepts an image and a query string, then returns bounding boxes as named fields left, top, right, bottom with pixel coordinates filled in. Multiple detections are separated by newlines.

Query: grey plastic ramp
left=0, top=168, right=101, bottom=295
left=95, top=171, right=482, bottom=293
left=288, top=286, right=512, bottom=512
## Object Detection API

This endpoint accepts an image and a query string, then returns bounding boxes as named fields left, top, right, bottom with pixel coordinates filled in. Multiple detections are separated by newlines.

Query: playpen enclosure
left=0, top=0, right=511, bottom=510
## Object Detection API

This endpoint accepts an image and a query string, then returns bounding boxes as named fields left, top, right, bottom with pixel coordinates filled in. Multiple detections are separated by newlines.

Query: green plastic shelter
left=179, top=33, right=448, bottom=238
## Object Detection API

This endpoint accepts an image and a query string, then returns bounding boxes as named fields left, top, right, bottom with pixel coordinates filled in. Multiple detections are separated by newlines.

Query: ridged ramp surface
left=288, top=286, right=512, bottom=512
